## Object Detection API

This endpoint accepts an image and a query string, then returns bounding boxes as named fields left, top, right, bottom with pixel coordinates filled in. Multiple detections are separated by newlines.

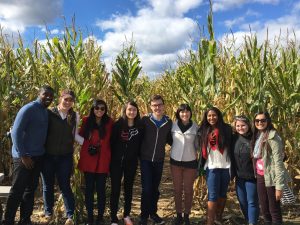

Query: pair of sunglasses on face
left=94, top=106, right=105, bottom=111
left=255, top=118, right=267, bottom=123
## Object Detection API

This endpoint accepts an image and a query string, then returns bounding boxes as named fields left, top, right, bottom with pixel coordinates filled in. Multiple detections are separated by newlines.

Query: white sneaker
left=124, top=216, right=133, bottom=225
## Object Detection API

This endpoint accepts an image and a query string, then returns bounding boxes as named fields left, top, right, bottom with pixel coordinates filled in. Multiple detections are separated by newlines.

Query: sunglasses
left=94, top=106, right=105, bottom=111
left=255, top=119, right=267, bottom=123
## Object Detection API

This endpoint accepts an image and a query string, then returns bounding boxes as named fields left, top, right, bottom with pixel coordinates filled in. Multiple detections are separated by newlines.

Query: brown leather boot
left=207, top=201, right=217, bottom=225
left=215, top=197, right=226, bottom=223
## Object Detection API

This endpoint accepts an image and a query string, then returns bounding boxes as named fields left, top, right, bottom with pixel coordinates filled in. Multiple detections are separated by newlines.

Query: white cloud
left=224, top=17, right=245, bottom=28
left=245, top=9, right=261, bottom=17
left=0, top=0, right=62, bottom=33
left=220, top=13, right=300, bottom=51
left=213, top=0, right=279, bottom=12
left=96, top=0, right=202, bottom=76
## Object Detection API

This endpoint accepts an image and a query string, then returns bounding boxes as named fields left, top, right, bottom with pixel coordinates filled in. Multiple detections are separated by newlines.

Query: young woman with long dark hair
left=198, top=107, right=232, bottom=225
left=252, top=111, right=290, bottom=225
left=78, top=99, right=113, bottom=225
left=110, top=101, right=142, bottom=225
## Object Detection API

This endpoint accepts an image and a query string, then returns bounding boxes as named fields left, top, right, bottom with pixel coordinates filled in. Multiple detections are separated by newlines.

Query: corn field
left=0, top=6, right=300, bottom=223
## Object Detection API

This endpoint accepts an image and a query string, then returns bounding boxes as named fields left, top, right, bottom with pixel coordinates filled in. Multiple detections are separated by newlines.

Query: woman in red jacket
left=78, top=99, right=113, bottom=225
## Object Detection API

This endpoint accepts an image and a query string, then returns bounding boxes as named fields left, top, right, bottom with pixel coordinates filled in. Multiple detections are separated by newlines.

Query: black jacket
left=110, top=118, right=142, bottom=161
left=45, top=107, right=76, bottom=155
left=232, top=133, right=255, bottom=180
left=140, top=115, right=172, bottom=162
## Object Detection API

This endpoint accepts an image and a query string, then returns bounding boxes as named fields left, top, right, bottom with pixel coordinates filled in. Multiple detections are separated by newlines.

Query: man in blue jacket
left=2, top=85, right=54, bottom=225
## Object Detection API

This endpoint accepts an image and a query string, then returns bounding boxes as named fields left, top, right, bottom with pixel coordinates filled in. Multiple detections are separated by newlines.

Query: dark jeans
left=257, top=175, right=282, bottom=224
left=3, top=156, right=43, bottom=225
left=140, top=160, right=164, bottom=219
left=40, top=153, right=74, bottom=218
left=84, top=172, right=107, bottom=222
left=110, top=159, right=138, bottom=220
left=236, top=178, right=259, bottom=224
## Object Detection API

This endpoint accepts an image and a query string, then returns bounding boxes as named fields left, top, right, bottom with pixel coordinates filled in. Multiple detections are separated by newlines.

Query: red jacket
left=78, top=116, right=113, bottom=173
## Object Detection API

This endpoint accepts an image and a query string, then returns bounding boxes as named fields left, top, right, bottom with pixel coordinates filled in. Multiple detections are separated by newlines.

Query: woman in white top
left=198, top=107, right=233, bottom=225
left=170, top=104, right=199, bottom=225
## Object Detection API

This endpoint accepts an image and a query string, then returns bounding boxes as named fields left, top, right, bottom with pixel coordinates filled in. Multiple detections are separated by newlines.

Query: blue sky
left=0, top=0, right=299, bottom=76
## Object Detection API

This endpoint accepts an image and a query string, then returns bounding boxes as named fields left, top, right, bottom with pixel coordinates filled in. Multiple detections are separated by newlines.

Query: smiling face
left=179, top=109, right=191, bottom=124
left=39, top=90, right=54, bottom=108
left=126, top=104, right=138, bottom=120
left=150, top=99, right=165, bottom=119
left=207, top=110, right=218, bottom=127
left=255, top=114, right=268, bottom=131
left=235, top=120, right=250, bottom=135
left=94, top=104, right=106, bottom=118
left=59, top=94, right=74, bottom=111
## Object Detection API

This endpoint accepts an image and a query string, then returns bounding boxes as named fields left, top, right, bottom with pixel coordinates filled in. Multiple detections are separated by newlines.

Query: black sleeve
left=110, top=120, right=121, bottom=151
left=167, top=130, right=173, bottom=146
left=230, top=133, right=238, bottom=180
left=166, top=120, right=173, bottom=146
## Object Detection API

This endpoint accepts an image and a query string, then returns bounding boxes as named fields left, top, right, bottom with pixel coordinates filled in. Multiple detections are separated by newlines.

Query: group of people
left=2, top=85, right=290, bottom=225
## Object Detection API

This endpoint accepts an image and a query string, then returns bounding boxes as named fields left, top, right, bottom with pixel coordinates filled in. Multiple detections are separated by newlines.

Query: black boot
left=174, top=213, right=183, bottom=225
left=184, top=214, right=190, bottom=225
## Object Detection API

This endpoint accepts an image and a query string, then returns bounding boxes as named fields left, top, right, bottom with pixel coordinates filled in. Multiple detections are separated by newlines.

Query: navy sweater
left=11, top=99, right=48, bottom=158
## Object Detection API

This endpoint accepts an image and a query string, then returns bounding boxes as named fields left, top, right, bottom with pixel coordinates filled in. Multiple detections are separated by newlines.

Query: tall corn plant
left=111, top=41, right=142, bottom=105
left=157, top=0, right=219, bottom=123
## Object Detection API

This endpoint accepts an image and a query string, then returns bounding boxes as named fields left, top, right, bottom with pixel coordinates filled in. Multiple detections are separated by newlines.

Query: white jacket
left=170, top=121, right=199, bottom=162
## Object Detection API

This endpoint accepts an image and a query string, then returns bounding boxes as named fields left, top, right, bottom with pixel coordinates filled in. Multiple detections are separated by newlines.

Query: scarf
left=202, top=128, right=224, bottom=159
left=253, top=133, right=263, bottom=158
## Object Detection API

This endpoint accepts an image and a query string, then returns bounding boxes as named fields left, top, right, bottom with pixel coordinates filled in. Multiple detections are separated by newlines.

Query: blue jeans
left=41, top=153, right=74, bottom=218
left=140, top=160, right=164, bottom=219
left=84, top=172, right=107, bottom=222
left=236, top=178, right=259, bottom=224
left=206, top=168, right=230, bottom=201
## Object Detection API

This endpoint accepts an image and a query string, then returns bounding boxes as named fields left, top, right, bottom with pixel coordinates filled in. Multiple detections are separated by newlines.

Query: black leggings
left=84, top=172, right=107, bottom=222
left=110, top=159, right=138, bottom=220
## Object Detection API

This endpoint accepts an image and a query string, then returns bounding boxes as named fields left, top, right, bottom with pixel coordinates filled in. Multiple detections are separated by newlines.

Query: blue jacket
left=11, top=99, right=48, bottom=158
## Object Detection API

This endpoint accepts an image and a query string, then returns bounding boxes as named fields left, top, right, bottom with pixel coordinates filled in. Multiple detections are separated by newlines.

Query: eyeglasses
left=94, top=106, right=105, bottom=111
left=255, top=119, right=267, bottom=123
left=151, top=103, right=163, bottom=108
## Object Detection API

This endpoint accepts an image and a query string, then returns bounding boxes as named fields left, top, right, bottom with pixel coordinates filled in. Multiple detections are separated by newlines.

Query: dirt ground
left=7, top=151, right=300, bottom=225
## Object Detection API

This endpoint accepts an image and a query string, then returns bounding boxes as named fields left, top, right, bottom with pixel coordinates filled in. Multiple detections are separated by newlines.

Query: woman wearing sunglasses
left=232, top=116, right=259, bottom=225
left=252, top=111, right=290, bottom=225
left=109, top=100, right=142, bottom=225
left=78, top=99, right=113, bottom=225
left=198, top=107, right=233, bottom=225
